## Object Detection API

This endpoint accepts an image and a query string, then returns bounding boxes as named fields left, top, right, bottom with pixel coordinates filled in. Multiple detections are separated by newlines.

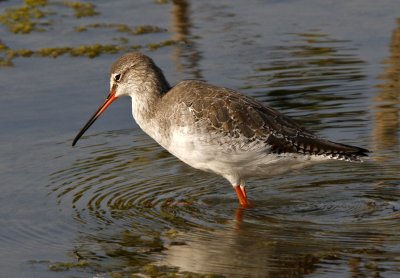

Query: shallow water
left=1, top=0, right=399, bottom=277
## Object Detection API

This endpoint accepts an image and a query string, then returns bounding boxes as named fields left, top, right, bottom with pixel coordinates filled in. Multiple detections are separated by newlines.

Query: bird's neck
left=128, top=64, right=171, bottom=145
left=131, top=94, right=157, bottom=122
left=130, top=93, right=169, bottom=148
left=130, top=76, right=170, bottom=138
left=131, top=66, right=169, bottom=109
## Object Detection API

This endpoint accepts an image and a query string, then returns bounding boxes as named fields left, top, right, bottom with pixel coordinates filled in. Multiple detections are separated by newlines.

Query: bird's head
left=72, top=52, right=169, bottom=146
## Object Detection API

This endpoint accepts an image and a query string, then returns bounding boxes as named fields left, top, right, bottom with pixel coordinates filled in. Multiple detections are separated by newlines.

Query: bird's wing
left=166, top=80, right=368, bottom=160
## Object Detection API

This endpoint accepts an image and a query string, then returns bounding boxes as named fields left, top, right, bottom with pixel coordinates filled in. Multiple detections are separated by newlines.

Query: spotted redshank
left=72, top=52, right=369, bottom=207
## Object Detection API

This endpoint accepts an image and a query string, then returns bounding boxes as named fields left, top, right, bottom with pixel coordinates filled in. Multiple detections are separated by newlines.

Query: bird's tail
left=295, top=137, right=370, bottom=162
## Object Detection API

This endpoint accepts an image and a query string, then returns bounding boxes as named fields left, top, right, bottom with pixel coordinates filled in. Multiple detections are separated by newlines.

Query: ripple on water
left=159, top=161, right=399, bottom=276
left=242, top=32, right=369, bottom=136
left=49, top=130, right=235, bottom=233
left=46, top=128, right=400, bottom=276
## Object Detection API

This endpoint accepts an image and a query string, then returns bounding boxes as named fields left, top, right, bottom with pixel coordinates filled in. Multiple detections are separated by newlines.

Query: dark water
left=1, top=0, right=399, bottom=277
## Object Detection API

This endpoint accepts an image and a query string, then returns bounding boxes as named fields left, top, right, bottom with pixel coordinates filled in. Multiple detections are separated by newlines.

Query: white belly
left=159, top=128, right=324, bottom=186
left=137, top=114, right=328, bottom=187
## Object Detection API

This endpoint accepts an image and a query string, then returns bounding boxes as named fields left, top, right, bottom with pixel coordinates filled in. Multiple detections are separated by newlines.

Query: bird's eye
left=114, top=74, right=121, bottom=82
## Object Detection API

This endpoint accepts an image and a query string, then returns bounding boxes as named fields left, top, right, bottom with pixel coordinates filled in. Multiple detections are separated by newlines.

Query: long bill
left=72, top=90, right=118, bottom=146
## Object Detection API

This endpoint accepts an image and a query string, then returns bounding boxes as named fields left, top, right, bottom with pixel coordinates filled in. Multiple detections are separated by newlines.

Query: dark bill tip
left=72, top=91, right=117, bottom=146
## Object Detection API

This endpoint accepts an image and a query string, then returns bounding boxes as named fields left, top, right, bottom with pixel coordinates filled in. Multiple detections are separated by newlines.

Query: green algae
left=0, top=40, right=8, bottom=51
left=0, top=1, right=47, bottom=34
left=26, top=230, right=223, bottom=277
left=148, top=39, right=177, bottom=50
left=48, top=260, right=90, bottom=271
left=134, top=25, right=166, bottom=35
left=24, top=0, right=48, bottom=6
left=0, top=1, right=177, bottom=67
left=37, top=47, right=69, bottom=57
left=0, top=0, right=99, bottom=34
left=0, top=40, right=177, bottom=66
left=155, top=0, right=170, bottom=4
left=61, top=1, right=98, bottom=18
left=142, top=264, right=226, bottom=278
left=113, top=37, right=130, bottom=44
left=69, top=44, right=122, bottom=58
left=74, top=23, right=166, bottom=35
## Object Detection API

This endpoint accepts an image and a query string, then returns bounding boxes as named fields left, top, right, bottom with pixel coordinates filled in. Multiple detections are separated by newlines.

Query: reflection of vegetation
left=0, top=0, right=178, bottom=66
left=373, top=18, right=400, bottom=157
left=170, top=0, right=203, bottom=79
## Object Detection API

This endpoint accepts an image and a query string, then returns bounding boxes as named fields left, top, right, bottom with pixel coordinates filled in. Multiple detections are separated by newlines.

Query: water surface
left=0, top=0, right=399, bottom=277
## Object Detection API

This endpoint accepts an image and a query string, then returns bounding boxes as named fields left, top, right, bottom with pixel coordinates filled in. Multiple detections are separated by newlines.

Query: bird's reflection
left=161, top=208, right=342, bottom=277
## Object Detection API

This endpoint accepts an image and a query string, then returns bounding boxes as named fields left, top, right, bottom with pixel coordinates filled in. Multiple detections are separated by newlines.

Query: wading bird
left=73, top=52, right=369, bottom=207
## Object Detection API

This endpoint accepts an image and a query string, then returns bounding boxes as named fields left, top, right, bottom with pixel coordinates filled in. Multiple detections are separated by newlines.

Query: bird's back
left=156, top=80, right=368, bottom=163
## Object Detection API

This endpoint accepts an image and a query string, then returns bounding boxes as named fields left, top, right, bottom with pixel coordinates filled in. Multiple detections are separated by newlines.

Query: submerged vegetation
left=61, top=1, right=98, bottom=18
left=0, top=0, right=98, bottom=34
left=0, top=0, right=177, bottom=66
left=0, top=0, right=47, bottom=34
left=0, top=39, right=177, bottom=66
left=27, top=228, right=224, bottom=277
left=75, top=23, right=166, bottom=35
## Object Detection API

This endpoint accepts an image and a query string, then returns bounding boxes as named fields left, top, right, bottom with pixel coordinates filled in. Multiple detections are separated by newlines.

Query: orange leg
left=234, top=185, right=252, bottom=207
left=240, top=185, right=247, bottom=198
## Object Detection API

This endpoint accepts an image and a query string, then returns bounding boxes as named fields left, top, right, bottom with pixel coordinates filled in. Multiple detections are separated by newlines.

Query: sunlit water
left=1, top=0, right=399, bottom=277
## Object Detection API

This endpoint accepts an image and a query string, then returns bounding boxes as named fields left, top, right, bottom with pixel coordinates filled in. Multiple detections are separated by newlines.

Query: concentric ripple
left=46, top=125, right=400, bottom=277
left=49, top=129, right=236, bottom=233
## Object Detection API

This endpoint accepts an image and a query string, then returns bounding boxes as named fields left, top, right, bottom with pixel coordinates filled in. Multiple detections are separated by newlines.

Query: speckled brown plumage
left=156, top=80, right=368, bottom=162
